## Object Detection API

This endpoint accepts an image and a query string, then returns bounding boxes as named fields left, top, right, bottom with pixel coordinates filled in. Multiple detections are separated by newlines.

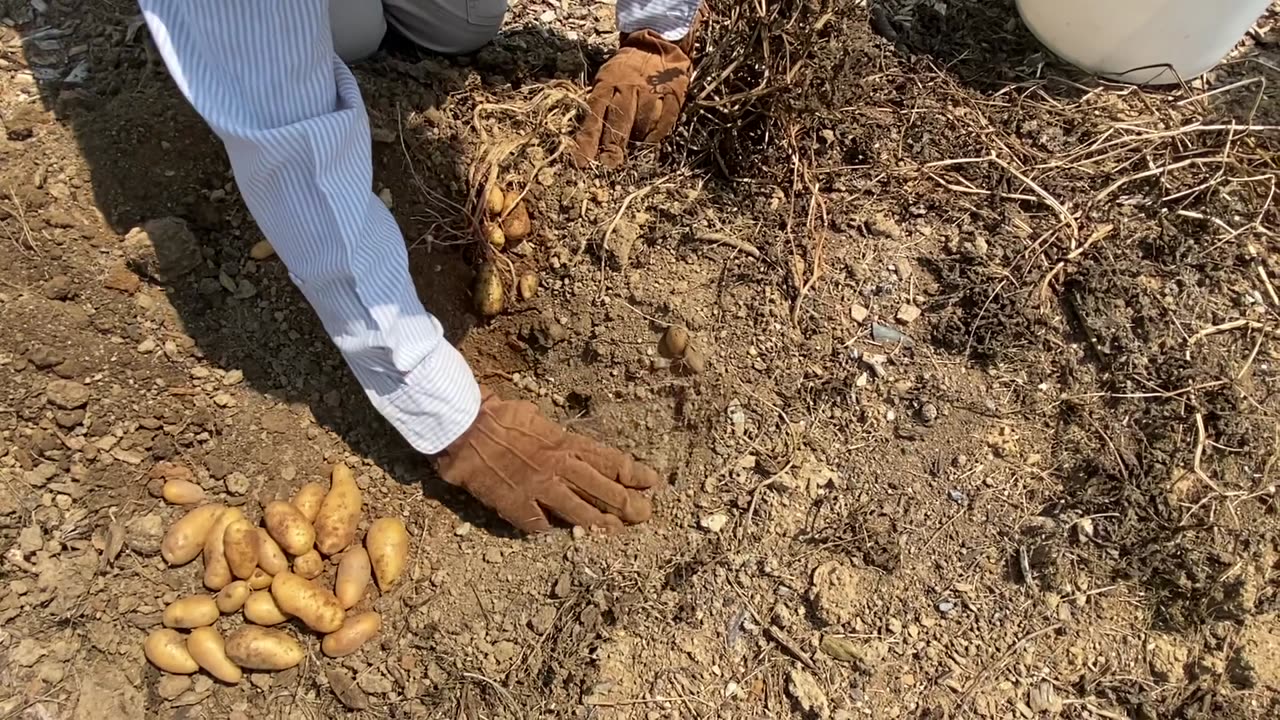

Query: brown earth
left=2, top=0, right=1280, bottom=718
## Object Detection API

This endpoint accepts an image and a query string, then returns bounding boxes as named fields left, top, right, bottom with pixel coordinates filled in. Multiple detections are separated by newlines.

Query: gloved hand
left=570, top=29, right=695, bottom=168
left=436, top=387, right=660, bottom=533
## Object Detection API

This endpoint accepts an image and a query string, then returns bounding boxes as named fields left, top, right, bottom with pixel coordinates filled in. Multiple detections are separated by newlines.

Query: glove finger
left=570, top=439, right=661, bottom=489
left=539, top=480, right=624, bottom=531
left=632, top=91, right=662, bottom=141
left=642, top=92, right=681, bottom=145
left=560, top=457, right=653, bottom=524
left=571, top=85, right=613, bottom=168
left=600, top=87, right=638, bottom=168
left=462, top=476, right=551, bottom=534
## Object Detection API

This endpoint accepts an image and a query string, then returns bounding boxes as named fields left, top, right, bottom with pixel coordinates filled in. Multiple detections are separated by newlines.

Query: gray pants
left=330, top=0, right=508, bottom=62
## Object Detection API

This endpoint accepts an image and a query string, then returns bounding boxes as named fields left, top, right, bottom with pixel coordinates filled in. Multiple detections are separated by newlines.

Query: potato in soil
left=216, top=581, right=251, bottom=614
left=162, top=477, right=205, bottom=505
left=484, top=187, right=505, bottom=215
left=271, top=571, right=344, bottom=633
left=225, top=626, right=304, bottom=671
left=222, top=518, right=259, bottom=580
left=366, top=517, right=409, bottom=592
left=291, top=482, right=326, bottom=523
left=314, top=463, right=362, bottom=555
left=202, top=507, right=245, bottom=590
left=145, top=628, right=199, bottom=674
left=335, top=547, right=371, bottom=609
left=321, top=611, right=381, bottom=658
left=484, top=222, right=505, bottom=250
left=263, top=500, right=315, bottom=556
left=161, top=504, right=224, bottom=566
left=473, top=262, right=504, bottom=317
left=501, top=200, right=531, bottom=242
left=186, top=627, right=242, bottom=684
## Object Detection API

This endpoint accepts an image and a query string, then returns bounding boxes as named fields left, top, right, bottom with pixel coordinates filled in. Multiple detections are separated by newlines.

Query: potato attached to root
left=145, top=628, right=199, bottom=674
left=186, top=627, right=242, bottom=684
left=162, top=504, right=224, bottom=566
left=366, top=518, right=409, bottom=592
left=474, top=262, right=504, bottom=317
left=264, top=500, right=315, bottom=556
left=271, top=571, right=345, bottom=633
left=322, top=611, right=381, bottom=658
left=314, top=464, right=361, bottom=556
left=225, top=626, right=304, bottom=671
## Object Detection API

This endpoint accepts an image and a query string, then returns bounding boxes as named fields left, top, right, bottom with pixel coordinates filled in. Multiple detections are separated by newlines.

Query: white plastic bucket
left=1014, top=0, right=1272, bottom=85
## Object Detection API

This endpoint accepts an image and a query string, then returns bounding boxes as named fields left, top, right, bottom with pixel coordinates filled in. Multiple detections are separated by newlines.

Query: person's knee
left=386, top=0, right=507, bottom=55
left=330, top=0, right=388, bottom=63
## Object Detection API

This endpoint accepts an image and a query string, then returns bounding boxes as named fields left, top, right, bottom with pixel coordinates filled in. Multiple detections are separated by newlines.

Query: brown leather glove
left=570, top=28, right=696, bottom=168
left=436, top=387, right=660, bottom=533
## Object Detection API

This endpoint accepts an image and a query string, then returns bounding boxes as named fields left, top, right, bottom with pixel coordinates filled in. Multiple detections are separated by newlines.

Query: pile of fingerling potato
left=143, top=463, right=410, bottom=684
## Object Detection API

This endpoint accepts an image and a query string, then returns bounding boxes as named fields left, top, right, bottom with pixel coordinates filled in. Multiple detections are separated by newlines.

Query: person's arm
left=138, top=0, right=480, bottom=453
left=615, top=0, right=702, bottom=40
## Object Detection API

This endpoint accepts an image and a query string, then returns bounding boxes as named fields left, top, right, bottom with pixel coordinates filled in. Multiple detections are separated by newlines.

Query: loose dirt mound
left=2, top=0, right=1280, bottom=719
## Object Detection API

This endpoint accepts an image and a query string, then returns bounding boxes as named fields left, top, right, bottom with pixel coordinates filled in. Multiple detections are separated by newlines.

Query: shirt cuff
left=616, top=0, right=700, bottom=41
left=363, top=340, right=482, bottom=454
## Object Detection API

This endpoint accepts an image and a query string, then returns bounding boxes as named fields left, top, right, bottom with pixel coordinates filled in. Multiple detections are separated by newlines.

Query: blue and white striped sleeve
left=138, top=0, right=480, bottom=454
left=615, top=0, right=703, bottom=41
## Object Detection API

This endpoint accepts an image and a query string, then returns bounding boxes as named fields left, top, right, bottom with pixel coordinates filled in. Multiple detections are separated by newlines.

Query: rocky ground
left=2, top=0, right=1280, bottom=718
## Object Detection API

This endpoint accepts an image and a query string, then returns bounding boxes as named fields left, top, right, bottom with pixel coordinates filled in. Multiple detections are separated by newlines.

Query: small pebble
left=895, top=304, right=922, bottom=325
left=700, top=512, right=729, bottom=533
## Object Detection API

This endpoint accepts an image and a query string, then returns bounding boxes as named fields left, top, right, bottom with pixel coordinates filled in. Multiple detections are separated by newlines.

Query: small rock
left=919, top=403, right=938, bottom=424
left=41, top=275, right=73, bottom=300
left=212, top=393, right=234, bottom=407
left=453, top=522, right=473, bottom=537
left=125, top=513, right=165, bottom=555
left=136, top=338, right=157, bottom=354
left=484, top=547, right=503, bottom=564
left=45, top=379, right=90, bottom=409
left=205, top=457, right=232, bottom=481
left=867, top=213, right=902, bottom=240
left=895, top=304, right=921, bottom=325
left=222, top=369, right=244, bottom=386
left=850, top=304, right=869, bottom=324
left=18, top=525, right=44, bottom=553
left=1028, top=680, right=1062, bottom=714
left=111, top=449, right=147, bottom=465
left=13, top=639, right=48, bottom=667
left=1229, top=615, right=1280, bottom=689
left=787, top=668, right=830, bottom=719
left=103, top=264, right=141, bottom=294
left=551, top=573, right=572, bottom=599
left=53, top=359, right=82, bottom=379
left=123, top=217, right=202, bottom=282
left=157, top=674, right=192, bottom=701
left=529, top=605, right=556, bottom=635
left=357, top=669, right=394, bottom=695
left=54, top=409, right=85, bottom=428
left=28, top=346, right=64, bottom=369
left=327, top=668, right=369, bottom=710
left=699, top=512, right=729, bottom=533
left=224, top=472, right=250, bottom=495
left=378, top=188, right=394, bottom=209
left=491, top=640, right=517, bottom=664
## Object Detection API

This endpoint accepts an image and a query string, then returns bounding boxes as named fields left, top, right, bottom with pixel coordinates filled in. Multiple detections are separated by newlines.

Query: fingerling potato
left=186, top=626, right=242, bottom=684
left=163, top=594, right=219, bottom=629
left=335, top=547, right=371, bottom=610
left=243, top=591, right=289, bottom=626
left=225, top=626, right=304, bottom=671
left=215, top=581, right=251, bottom=614
left=255, top=528, right=288, bottom=576
left=270, top=571, right=344, bottom=633
left=314, top=463, right=362, bottom=555
left=291, top=482, right=326, bottom=523
left=161, top=504, right=224, bottom=566
left=145, top=628, right=199, bottom=674
left=366, top=517, right=409, bottom=592
left=264, top=500, right=315, bottom=556
left=202, top=507, right=244, bottom=590
left=247, top=568, right=273, bottom=590
left=321, top=611, right=381, bottom=658
left=222, top=519, right=259, bottom=580
left=293, top=549, right=324, bottom=580
left=162, top=477, right=205, bottom=505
